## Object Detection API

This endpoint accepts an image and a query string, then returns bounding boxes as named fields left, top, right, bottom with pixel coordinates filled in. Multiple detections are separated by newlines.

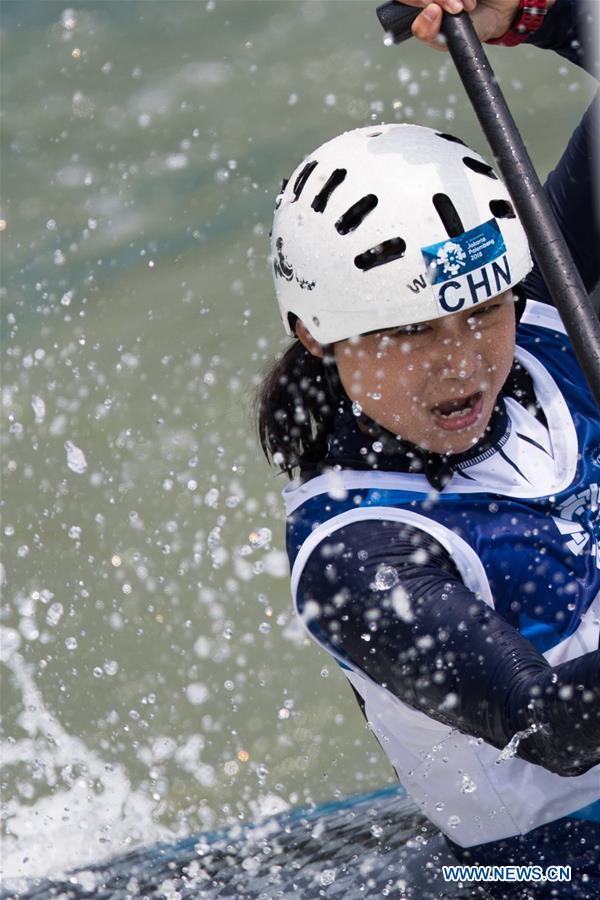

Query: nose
left=432, top=323, right=482, bottom=383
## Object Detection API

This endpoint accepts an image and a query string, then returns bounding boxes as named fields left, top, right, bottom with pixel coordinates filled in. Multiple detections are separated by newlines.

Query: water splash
left=495, top=722, right=548, bottom=763
left=0, top=627, right=173, bottom=886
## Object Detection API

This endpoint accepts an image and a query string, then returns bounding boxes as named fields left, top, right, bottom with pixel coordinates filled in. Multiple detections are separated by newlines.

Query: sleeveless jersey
left=283, top=300, right=600, bottom=848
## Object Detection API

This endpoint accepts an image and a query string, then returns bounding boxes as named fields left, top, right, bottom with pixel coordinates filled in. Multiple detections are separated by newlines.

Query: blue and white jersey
left=283, top=300, right=600, bottom=848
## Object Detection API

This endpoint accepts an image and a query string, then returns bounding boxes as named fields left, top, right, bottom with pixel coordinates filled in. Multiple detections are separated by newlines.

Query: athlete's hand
left=394, top=0, right=520, bottom=51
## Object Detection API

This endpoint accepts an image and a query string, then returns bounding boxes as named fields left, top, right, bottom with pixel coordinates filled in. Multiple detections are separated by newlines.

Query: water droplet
left=391, top=586, right=414, bottom=622
left=249, top=527, right=271, bottom=548
left=320, top=868, right=337, bottom=885
left=371, top=565, right=399, bottom=591
left=31, top=395, right=45, bottom=423
left=207, top=527, right=221, bottom=550
left=242, top=856, right=260, bottom=873
left=46, top=603, right=64, bottom=627
left=460, top=774, right=477, bottom=793
left=186, top=683, right=209, bottom=705
left=65, top=441, right=87, bottom=474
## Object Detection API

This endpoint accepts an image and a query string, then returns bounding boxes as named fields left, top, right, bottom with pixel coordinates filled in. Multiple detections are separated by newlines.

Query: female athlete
left=257, top=0, right=599, bottom=894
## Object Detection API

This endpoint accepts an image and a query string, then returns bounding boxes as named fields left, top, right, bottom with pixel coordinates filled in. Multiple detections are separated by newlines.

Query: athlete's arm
left=523, top=94, right=599, bottom=305
left=523, top=0, right=599, bottom=304
left=298, top=518, right=600, bottom=776
left=526, top=0, right=598, bottom=75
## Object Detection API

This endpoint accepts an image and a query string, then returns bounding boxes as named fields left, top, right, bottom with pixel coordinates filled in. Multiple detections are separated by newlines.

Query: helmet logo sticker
left=421, top=219, right=510, bottom=315
left=273, top=237, right=316, bottom=292
left=296, top=277, right=316, bottom=292
left=273, top=237, right=294, bottom=282
left=407, top=273, right=428, bottom=294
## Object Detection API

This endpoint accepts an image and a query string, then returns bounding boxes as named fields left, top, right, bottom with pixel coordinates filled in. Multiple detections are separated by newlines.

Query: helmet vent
left=436, top=132, right=468, bottom=147
left=432, top=193, right=464, bottom=238
left=490, top=199, right=516, bottom=219
left=463, top=156, right=498, bottom=179
left=335, top=194, right=378, bottom=235
left=274, top=177, right=289, bottom=211
left=311, top=168, right=347, bottom=213
left=292, top=161, right=318, bottom=202
left=354, top=237, right=406, bottom=271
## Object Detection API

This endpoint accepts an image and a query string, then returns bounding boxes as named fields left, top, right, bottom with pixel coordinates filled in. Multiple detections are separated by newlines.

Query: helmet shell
left=271, top=123, right=532, bottom=343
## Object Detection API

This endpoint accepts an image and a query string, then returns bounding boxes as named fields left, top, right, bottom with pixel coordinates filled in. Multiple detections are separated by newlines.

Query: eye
left=467, top=304, right=501, bottom=326
left=390, top=322, right=431, bottom=337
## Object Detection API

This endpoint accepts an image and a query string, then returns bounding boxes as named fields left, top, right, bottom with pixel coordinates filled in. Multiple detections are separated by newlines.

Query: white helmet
left=271, top=123, right=532, bottom=344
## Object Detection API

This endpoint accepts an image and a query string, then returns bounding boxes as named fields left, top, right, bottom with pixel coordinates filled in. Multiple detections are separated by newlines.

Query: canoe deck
left=4, top=786, right=479, bottom=898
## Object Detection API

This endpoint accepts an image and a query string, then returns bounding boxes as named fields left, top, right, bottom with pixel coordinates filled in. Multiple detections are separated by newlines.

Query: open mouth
left=431, top=391, right=483, bottom=431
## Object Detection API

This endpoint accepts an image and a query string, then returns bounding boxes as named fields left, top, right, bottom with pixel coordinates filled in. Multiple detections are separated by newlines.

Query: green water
left=1, top=0, right=595, bottom=880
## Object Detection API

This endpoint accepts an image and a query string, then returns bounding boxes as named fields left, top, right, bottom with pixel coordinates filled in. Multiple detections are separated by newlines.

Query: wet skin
left=297, top=290, right=516, bottom=456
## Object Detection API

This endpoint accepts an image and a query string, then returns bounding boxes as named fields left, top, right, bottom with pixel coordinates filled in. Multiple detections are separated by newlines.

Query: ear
left=295, top=320, right=326, bottom=359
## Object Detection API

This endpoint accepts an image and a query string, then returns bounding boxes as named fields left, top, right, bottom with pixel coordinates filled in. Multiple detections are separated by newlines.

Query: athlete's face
left=305, top=292, right=516, bottom=456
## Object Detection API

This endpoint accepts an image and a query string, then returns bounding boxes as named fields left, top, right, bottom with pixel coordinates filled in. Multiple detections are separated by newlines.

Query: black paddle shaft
left=376, top=1, right=600, bottom=406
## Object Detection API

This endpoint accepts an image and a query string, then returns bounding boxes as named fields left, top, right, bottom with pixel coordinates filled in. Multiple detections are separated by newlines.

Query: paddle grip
left=376, top=2, right=420, bottom=43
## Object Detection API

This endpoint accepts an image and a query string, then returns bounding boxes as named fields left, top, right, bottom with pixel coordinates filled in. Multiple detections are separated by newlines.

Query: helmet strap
left=513, top=281, right=528, bottom=324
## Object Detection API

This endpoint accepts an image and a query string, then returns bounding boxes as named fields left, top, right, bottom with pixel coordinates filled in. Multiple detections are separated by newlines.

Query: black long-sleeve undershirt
left=523, top=0, right=599, bottom=305
left=298, top=519, right=600, bottom=776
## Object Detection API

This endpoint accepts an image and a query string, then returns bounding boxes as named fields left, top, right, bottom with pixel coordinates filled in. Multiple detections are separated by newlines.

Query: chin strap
left=513, top=281, right=528, bottom=324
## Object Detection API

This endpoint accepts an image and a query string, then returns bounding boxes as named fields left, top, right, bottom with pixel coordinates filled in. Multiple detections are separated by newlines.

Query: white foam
left=1, top=627, right=174, bottom=885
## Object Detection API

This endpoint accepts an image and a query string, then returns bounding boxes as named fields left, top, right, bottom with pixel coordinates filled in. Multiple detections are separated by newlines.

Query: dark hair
left=254, top=337, right=338, bottom=478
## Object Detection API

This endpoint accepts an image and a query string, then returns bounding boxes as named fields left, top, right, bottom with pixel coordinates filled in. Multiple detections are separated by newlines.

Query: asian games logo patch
left=436, top=241, right=467, bottom=277
left=552, top=483, right=600, bottom=569
left=421, top=219, right=512, bottom=314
